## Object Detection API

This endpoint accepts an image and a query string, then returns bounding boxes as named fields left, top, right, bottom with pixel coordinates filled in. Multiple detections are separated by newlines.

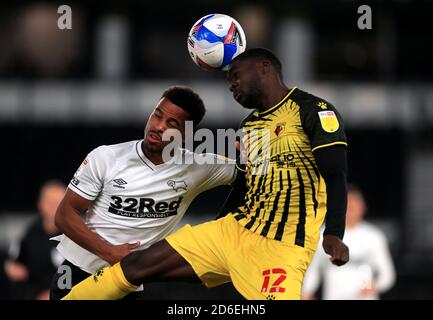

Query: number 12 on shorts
left=261, top=268, right=287, bottom=293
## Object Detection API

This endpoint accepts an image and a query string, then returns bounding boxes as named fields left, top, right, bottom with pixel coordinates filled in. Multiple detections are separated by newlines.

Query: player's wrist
left=94, top=241, right=115, bottom=261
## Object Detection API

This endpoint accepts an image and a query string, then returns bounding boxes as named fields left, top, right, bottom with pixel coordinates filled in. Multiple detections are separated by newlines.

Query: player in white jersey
left=49, top=86, right=237, bottom=299
left=302, top=185, right=396, bottom=300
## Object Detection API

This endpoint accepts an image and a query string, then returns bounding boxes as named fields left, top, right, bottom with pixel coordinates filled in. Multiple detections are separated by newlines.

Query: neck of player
left=141, top=141, right=164, bottom=165
left=258, top=81, right=290, bottom=113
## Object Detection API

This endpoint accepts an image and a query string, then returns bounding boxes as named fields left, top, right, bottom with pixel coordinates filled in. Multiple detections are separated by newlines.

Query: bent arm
left=55, top=189, right=112, bottom=261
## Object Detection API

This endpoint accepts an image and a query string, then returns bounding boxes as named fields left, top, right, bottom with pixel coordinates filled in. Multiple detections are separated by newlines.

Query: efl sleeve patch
left=318, top=111, right=340, bottom=133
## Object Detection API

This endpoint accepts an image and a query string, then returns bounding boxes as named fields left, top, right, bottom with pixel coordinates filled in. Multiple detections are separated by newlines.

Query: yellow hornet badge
left=318, top=111, right=339, bottom=133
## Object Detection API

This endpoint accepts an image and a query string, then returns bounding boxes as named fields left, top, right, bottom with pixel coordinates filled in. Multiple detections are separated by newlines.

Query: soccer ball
left=187, top=14, right=246, bottom=72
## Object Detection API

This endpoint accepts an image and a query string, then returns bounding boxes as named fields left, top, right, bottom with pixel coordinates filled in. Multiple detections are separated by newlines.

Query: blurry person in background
left=4, top=180, right=65, bottom=300
left=302, top=184, right=396, bottom=300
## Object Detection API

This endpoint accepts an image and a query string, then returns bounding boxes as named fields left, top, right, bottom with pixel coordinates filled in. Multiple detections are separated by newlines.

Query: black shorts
left=49, top=260, right=144, bottom=300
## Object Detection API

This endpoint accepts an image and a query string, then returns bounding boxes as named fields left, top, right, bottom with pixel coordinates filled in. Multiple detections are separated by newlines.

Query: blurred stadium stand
left=1, top=0, right=433, bottom=299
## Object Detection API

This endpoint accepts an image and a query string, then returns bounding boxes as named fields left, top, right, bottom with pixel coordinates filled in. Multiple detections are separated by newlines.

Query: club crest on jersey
left=274, top=123, right=286, bottom=137
left=318, top=111, right=339, bottom=133
left=167, top=180, right=187, bottom=192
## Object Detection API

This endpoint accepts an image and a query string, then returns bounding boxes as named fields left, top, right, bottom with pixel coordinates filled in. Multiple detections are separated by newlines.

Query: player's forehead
left=227, top=58, right=255, bottom=77
left=154, top=98, right=189, bottom=120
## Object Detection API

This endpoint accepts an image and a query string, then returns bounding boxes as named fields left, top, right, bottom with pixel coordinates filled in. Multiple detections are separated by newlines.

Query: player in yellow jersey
left=62, top=48, right=349, bottom=300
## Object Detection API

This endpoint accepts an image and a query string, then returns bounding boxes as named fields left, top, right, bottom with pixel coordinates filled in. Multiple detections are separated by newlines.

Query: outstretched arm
left=313, top=145, right=349, bottom=266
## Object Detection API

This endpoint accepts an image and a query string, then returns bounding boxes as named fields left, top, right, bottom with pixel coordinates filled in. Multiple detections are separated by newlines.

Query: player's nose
left=229, top=81, right=238, bottom=92
left=153, top=121, right=166, bottom=133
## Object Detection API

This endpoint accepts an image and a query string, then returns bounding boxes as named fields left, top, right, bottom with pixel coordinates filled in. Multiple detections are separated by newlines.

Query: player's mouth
left=146, top=131, right=162, bottom=143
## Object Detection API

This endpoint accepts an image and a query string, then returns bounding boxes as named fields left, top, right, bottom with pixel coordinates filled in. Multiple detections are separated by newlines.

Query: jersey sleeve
left=68, top=146, right=112, bottom=200
left=194, top=154, right=237, bottom=193
left=300, top=100, right=348, bottom=152
left=370, top=229, right=396, bottom=293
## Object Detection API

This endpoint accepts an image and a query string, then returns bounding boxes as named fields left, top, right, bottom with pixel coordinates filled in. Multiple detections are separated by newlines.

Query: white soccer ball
left=187, top=14, right=247, bottom=72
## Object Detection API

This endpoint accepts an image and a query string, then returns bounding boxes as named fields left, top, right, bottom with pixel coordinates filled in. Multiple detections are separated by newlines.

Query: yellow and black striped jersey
left=232, top=87, right=347, bottom=251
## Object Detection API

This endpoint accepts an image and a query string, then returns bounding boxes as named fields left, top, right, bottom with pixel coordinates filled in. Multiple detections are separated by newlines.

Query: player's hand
left=103, top=242, right=141, bottom=265
left=322, top=235, right=349, bottom=266
left=359, top=284, right=378, bottom=298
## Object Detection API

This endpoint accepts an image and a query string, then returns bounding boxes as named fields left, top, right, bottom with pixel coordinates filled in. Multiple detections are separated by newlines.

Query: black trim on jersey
left=294, top=168, right=306, bottom=247
left=135, top=141, right=154, bottom=171
left=297, top=145, right=320, bottom=180
left=239, top=112, right=272, bottom=130
left=244, top=216, right=255, bottom=229
left=253, top=202, right=265, bottom=232
left=261, top=169, right=281, bottom=237
left=244, top=171, right=266, bottom=228
left=269, top=167, right=274, bottom=195
left=238, top=111, right=256, bottom=129
left=242, top=120, right=271, bottom=128
left=246, top=173, right=258, bottom=210
left=246, top=168, right=268, bottom=230
left=275, top=170, right=291, bottom=241
left=297, top=147, right=319, bottom=218
left=255, top=172, right=267, bottom=203
left=234, top=213, right=246, bottom=221
left=69, top=184, right=97, bottom=199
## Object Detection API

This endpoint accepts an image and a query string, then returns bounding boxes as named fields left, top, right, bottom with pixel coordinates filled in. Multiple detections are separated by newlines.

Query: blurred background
left=1, top=0, right=432, bottom=299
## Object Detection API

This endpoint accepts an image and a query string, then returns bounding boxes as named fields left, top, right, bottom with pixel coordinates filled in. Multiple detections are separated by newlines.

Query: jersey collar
left=135, top=140, right=178, bottom=171
left=258, top=86, right=297, bottom=116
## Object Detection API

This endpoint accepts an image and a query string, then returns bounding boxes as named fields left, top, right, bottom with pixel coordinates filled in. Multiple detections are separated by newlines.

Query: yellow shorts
left=166, top=214, right=315, bottom=300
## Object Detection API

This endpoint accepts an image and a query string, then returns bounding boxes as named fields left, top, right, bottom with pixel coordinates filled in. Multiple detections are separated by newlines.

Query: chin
left=240, top=102, right=256, bottom=109
left=143, top=141, right=161, bottom=152
left=238, top=97, right=256, bottom=109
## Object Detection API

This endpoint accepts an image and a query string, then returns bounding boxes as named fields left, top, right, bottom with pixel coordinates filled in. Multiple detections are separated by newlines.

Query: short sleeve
left=300, top=101, right=348, bottom=152
left=68, top=146, right=112, bottom=200
left=193, top=154, right=237, bottom=193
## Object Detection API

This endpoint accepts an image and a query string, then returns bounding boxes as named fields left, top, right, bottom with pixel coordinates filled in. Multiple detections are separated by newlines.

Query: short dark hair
left=232, top=48, right=282, bottom=75
left=161, top=86, right=206, bottom=126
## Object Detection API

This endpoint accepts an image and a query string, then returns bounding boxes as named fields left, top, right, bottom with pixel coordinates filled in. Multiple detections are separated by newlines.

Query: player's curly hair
left=162, top=86, right=206, bottom=127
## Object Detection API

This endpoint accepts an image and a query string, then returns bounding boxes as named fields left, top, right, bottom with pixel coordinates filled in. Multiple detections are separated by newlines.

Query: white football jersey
left=55, top=140, right=236, bottom=274
left=302, top=222, right=396, bottom=300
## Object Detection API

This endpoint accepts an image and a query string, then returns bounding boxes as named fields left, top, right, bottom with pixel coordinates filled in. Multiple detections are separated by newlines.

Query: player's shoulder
left=180, top=148, right=234, bottom=165
left=291, top=88, right=337, bottom=112
left=90, top=140, right=140, bottom=161
left=238, top=110, right=257, bottom=128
